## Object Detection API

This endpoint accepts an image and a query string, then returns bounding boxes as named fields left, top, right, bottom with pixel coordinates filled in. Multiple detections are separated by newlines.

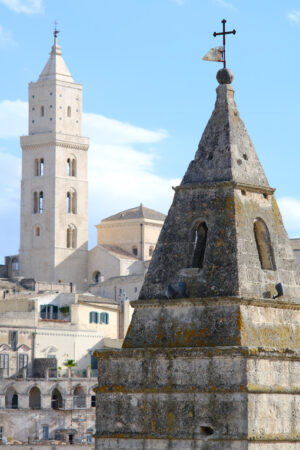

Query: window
left=40, top=305, right=58, bottom=320
left=132, top=246, right=138, bottom=256
left=71, top=159, right=76, bottom=176
left=66, top=225, right=77, bottom=249
left=5, top=387, right=18, bottom=409
left=18, top=353, right=28, bottom=370
left=41, top=105, right=44, bottom=117
left=47, top=354, right=56, bottom=358
left=73, top=386, right=86, bottom=408
left=35, top=226, right=40, bottom=237
left=42, top=425, right=49, bottom=440
left=40, top=158, right=44, bottom=176
left=34, top=159, right=39, bottom=176
left=149, top=246, right=154, bottom=257
left=254, top=219, right=276, bottom=270
left=66, top=191, right=77, bottom=214
left=0, top=354, right=9, bottom=376
left=93, top=271, right=101, bottom=283
left=67, top=158, right=71, bottom=176
left=91, top=395, right=96, bottom=407
left=67, top=106, right=71, bottom=117
left=71, top=227, right=77, bottom=248
left=100, top=312, right=109, bottom=325
left=0, top=426, right=2, bottom=440
left=91, top=354, right=98, bottom=370
left=51, top=388, right=63, bottom=410
left=29, top=386, right=41, bottom=409
left=39, top=191, right=44, bottom=214
left=89, top=311, right=98, bottom=323
left=66, top=227, right=71, bottom=248
left=33, top=192, right=38, bottom=213
left=191, top=222, right=208, bottom=269
left=9, top=331, right=18, bottom=351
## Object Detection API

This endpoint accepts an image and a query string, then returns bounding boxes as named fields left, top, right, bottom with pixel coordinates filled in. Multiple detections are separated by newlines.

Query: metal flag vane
left=202, top=19, right=236, bottom=68
left=53, top=20, right=60, bottom=39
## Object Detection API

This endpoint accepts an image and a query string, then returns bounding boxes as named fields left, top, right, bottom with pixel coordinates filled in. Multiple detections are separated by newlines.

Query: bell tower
left=19, top=32, right=89, bottom=291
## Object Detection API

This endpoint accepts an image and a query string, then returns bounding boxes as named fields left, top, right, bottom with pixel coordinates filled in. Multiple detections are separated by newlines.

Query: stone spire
left=38, top=35, right=74, bottom=83
left=138, top=70, right=300, bottom=303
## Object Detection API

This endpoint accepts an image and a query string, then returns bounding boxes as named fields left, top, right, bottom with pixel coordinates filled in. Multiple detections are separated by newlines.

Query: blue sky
left=1, top=0, right=300, bottom=262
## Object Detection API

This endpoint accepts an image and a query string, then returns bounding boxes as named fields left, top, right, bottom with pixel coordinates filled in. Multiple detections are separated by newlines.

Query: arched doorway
left=29, top=386, right=41, bottom=409
left=73, top=385, right=86, bottom=408
left=5, top=386, right=18, bottom=409
left=51, top=388, right=63, bottom=410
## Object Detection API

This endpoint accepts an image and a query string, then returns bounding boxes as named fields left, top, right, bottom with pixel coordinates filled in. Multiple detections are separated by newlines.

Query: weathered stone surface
left=95, top=76, right=300, bottom=448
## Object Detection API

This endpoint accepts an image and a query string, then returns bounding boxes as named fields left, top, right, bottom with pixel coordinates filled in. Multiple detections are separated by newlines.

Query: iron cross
left=213, top=19, right=236, bottom=68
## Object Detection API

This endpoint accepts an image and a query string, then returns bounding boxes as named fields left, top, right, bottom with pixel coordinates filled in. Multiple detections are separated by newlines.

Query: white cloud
left=0, top=100, right=27, bottom=137
left=288, top=10, right=300, bottom=25
left=0, top=25, right=16, bottom=48
left=0, top=0, right=42, bottom=14
left=212, top=0, right=236, bottom=10
left=277, top=197, right=300, bottom=237
left=0, top=99, right=179, bottom=259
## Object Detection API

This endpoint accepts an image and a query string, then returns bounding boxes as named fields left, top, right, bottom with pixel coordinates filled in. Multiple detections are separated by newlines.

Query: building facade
left=19, top=35, right=89, bottom=291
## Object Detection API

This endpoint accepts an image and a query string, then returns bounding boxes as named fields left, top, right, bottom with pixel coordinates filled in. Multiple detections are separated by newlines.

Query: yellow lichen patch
left=167, top=411, right=175, bottom=433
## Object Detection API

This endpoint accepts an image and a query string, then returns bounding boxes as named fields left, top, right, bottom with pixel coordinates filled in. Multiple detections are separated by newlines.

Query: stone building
left=94, top=68, right=300, bottom=448
left=19, top=34, right=89, bottom=292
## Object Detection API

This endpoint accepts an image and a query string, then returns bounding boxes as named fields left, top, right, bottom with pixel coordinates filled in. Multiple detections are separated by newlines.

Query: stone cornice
left=20, top=133, right=89, bottom=151
left=131, top=295, right=300, bottom=309
left=174, top=181, right=276, bottom=195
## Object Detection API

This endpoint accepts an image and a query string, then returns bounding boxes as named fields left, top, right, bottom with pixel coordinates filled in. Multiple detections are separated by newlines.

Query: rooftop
left=102, top=204, right=166, bottom=223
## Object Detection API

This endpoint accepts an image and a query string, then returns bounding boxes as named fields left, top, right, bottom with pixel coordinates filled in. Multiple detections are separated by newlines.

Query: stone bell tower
left=94, top=64, right=300, bottom=447
left=19, top=32, right=89, bottom=291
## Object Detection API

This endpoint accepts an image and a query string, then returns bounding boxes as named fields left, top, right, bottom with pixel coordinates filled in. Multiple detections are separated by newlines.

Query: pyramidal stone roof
left=102, top=204, right=166, bottom=222
left=38, top=37, right=74, bottom=83
left=139, top=72, right=300, bottom=303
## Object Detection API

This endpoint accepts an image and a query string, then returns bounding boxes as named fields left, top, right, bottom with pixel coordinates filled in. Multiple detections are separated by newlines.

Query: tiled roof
left=102, top=204, right=166, bottom=223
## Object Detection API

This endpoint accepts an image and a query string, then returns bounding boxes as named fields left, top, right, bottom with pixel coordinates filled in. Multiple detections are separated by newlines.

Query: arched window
left=100, top=312, right=109, bottom=324
left=191, top=222, right=208, bottom=269
left=254, top=219, right=276, bottom=270
left=71, top=159, right=76, bottom=177
left=66, top=227, right=71, bottom=248
left=149, top=246, right=154, bottom=257
left=11, top=257, right=19, bottom=272
left=5, top=387, right=18, bottom=409
left=132, top=246, right=138, bottom=256
left=66, top=192, right=71, bottom=213
left=33, top=192, right=38, bottom=213
left=34, top=159, right=39, bottom=176
left=67, top=106, right=71, bottom=117
left=41, top=105, right=44, bottom=117
left=72, top=191, right=77, bottom=214
left=73, top=386, right=86, bottom=408
left=66, top=158, right=71, bottom=176
left=39, top=191, right=44, bottom=214
left=40, top=158, right=44, bottom=176
left=71, top=227, right=77, bottom=248
left=51, top=388, right=63, bottom=410
left=29, top=386, right=41, bottom=409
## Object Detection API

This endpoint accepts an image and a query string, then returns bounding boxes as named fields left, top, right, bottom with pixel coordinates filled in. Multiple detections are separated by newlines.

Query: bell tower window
left=39, top=192, right=44, bottom=214
left=67, top=106, right=71, bottom=117
left=41, top=105, right=44, bottom=117
left=191, top=222, right=208, bottom=269
left=71, top=159, right=76, bottom=176
left=33, top=192, right=38, bottom=214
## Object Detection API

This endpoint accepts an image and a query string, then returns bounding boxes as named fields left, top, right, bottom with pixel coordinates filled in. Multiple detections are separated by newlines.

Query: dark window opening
left=200, top=426, right=214, bottom=436
left=9, top=331, right=18, bottom=351
left=91, top=395, right=96, bottom=407
left=132, top=246, right=138, bottom=256
left=39, top=192, right=44, bottom=214
left=51, top=388, right=63, bottom=410
left=191, top=222, right=208, bottom=269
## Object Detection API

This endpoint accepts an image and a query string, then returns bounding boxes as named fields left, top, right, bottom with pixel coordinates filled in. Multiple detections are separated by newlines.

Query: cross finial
left=53, top=20, right=60, bottom=39
left=213, top=19, right=236, bottom=68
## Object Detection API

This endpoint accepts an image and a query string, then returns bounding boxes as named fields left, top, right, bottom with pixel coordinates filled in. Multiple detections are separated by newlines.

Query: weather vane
left=53, top=20, right=60, bottom=39
left=203, top=19, right=236, bottom=68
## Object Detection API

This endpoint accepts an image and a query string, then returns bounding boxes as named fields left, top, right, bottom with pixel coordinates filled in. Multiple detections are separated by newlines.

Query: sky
left=1, top=0, right=300, bottom=262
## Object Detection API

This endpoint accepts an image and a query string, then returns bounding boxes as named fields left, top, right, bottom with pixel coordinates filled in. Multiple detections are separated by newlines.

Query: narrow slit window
left=41, top=105, right=44, bottom=117
left=67, top=106, right=71, bottom=117
left=40, top=158, right=44, bottom=176
left=254, top=219, right=276, bottom=270
left=66, top=192, right=71, bottom=213
left=191, top=222, right=208, bottom=269
left=71, top=227, right=77, bottom=248
left=36, top=226, right=40, bottom=237
left=34, top=159, right=39, bottom=176
left=39, top=192, right=44, bottom=214
left=33, top=192, right=38, bottom=214
left=71, top=159, right=76, bottom=177
left=72, top=192, right=77, bottom=214
left=66, top=158, right=71, bottom=176
left=66, top=227, right=71, bottom=248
